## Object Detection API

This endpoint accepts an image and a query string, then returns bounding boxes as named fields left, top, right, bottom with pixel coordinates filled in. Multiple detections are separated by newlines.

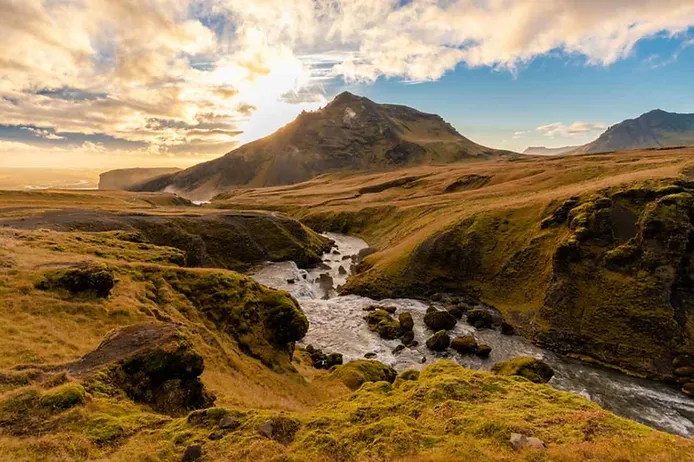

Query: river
left=251, top=233, right=694, bottom=438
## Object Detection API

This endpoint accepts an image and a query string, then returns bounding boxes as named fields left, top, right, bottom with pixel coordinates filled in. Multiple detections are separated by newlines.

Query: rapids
left=251, top=233, right=694, bottom=438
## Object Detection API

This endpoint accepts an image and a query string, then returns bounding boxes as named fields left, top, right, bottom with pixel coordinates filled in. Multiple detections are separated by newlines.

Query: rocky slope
left=574, top=109, right=694, bottom=154
left=133, top=92, right=512, bottom=200
left=99, top=167, right=181, bottom=190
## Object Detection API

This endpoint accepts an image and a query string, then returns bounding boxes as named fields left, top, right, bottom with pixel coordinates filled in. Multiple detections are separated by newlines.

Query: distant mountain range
left=526, top=109, right=694, bottom=156
left=133, top=92, right=512, bottom=200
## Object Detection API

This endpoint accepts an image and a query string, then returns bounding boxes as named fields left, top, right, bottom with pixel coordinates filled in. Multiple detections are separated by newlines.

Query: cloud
left=1, top=0, right=693, bottom=164
left=536, top=121, right=607, bottom=137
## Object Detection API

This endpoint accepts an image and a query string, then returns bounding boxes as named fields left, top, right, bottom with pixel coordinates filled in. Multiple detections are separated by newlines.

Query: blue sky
left=1, top=1, right=693, bottom=168
left=350, top=30, right=694, bottom=151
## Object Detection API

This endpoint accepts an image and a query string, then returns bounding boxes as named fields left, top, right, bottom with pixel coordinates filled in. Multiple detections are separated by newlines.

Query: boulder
left=331, top=360, right=397, bottom=390
left=674, top=367, right=694, bottom=377
left=450, top=336, right=478, bottom=354
left=475, top=344, right=492, bottom=358
left=338, top=266, right=347, bottom=275
left=509, top=433, right=546, bottom=451
left=399, top=312, right=414, bottom=331
left=426, top=331, right=451, bottom=351
left=69, top=323, right=215, bottom=415
left=673, top=354, right=694, bottom=368
left=365, top=310, right=402, bottom=340
left=181, top=445, right=203, bottom=462
left=424, top=309, right=457, bottom=331
left=682, top=382, right=694, bottom=397
left=401, top=331, right=415, bottom=346
left=257, top=416, right=301, bottom=445
left=466, top=309, right=493, bottom=329
left=219, top=415, right=241, bottom=430
left=392, top=345, right=406, bottom=355
left=492, top=357, right=555, bottom=384
left=501, top=322, right=515, bottom=336
left=445, top=306, right=464, bottom=319
left=327, top=353, right=344, bottom=368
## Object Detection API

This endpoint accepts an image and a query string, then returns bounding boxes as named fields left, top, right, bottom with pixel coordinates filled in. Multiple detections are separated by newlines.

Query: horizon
left=1, top=1, right=694, bottom=169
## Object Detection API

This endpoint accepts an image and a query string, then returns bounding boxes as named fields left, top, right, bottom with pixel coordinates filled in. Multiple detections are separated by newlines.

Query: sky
left=1, top=0, right=694, bottom=169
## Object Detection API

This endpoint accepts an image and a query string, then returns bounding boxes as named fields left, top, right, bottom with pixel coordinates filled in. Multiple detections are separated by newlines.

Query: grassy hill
left=0, top=189, right=692, bottom=460
left=133, top=92, right=513, bottom=200
left=214, top=147, right=694, bottom=384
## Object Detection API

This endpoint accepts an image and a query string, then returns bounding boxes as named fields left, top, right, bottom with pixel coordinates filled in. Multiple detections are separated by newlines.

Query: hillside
left=99, top=167, right=181, bottom=190
left=213, top=147, right=694, bottom=386
left=134, top=92, right=512, bottom=200
left=0, top=189, right=693, bottom=461
left=574, top=109, right=694, bottom=154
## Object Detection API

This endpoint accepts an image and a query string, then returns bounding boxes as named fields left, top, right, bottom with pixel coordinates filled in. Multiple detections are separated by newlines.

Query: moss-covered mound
left=166, top=361, right=694, bottom=461
left=69, top=323, right=215, bottom=415
left=329, top=360, right=397, bottom=391
left=492, top=357, right=555, bottom=384
left=142, top=268, right=308, bottom=370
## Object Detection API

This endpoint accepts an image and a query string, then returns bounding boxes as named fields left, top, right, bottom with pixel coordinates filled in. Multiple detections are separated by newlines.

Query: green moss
left=85, top=413, right=127, bottom=445
left=492, top=357, right=555, bottom=383
left=330, top=360, right=397, bottom=391
left=39, top=383, right=87, bottom=411
left=364, top=309, right=402, bottom=339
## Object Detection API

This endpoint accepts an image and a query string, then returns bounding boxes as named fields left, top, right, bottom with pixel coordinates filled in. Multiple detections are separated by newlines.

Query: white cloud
left=1, top=0, right=693, bottom=164
left=536, top=121, right=607, bottom=138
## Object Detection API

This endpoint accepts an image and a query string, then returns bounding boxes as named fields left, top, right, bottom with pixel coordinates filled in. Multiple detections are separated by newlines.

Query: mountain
left=523, top=145, right=581, bottom=156
left=99, top=167, right=181, bottom=190
left=574, top=109, right=694, bottom=154
left=134, top=92, right=512, bottom=200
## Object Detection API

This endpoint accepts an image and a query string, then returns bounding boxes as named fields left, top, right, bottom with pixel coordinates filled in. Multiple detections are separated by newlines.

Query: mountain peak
left=134, top=95, right=509, bottom=200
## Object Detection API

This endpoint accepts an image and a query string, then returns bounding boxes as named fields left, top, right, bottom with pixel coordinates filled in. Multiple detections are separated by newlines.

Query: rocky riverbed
left=251, top=233, right=694, bottom=438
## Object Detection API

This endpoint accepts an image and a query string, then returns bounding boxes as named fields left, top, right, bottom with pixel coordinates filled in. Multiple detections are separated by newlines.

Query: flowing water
left=251, top=233, right=694, bottom=438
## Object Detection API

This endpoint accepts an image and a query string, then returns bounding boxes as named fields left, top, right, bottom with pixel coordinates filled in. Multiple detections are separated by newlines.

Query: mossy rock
left=72, top=323, right=215, bottom=415
left=450, top=336, right=477, bottom=354
left=37, top=264, right=115, bottom=298
left=445, top=305, right=464, bottom=319
left=492, top=356, right=554, bottom=384
left=426, top=331, right=451, bottom=351
left=331, top=360, right=397, bottom=391
left=423, top=309, right=457, bottom=331
left=466, top=309, right=493, bottom=329
left=475, top=344, right=492, bottom=358
left=258, top=415, right=301, bottom=445
left=365, top=309, right=402, bottom=340
left=398, top=312, right=414, bottom=331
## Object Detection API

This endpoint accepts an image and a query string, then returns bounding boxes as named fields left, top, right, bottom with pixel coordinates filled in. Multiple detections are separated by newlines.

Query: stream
left=251, top=233, right=694, bottom=439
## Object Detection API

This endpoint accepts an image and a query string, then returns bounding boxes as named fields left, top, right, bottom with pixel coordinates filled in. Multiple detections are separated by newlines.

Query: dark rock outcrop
left=36, top=265, right=115, bottom=298
left=70, top=323, right=215, bottom=415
